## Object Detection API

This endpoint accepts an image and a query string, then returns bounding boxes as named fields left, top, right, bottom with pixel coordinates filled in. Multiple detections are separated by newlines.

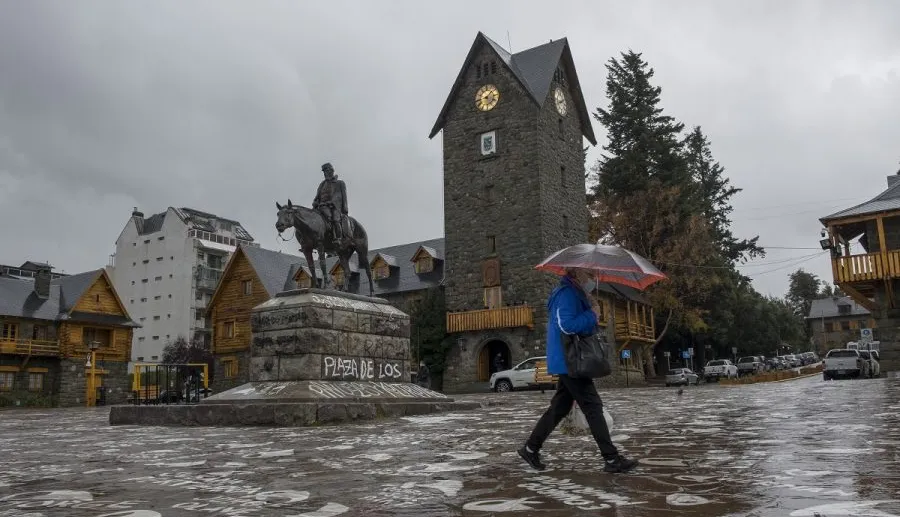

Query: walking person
left=518, top=267, right=638, bottom=473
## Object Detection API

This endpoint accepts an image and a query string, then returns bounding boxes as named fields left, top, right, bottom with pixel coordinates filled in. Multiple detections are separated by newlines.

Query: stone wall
left=442, top=327, right=538, bottom=393
left=57, top=359, right=130, bottom=407
left=0, top=356, right=60, bottom=407
left=249, top=290, right=411, bottom=384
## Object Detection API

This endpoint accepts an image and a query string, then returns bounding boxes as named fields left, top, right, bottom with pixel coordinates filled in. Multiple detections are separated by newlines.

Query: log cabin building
left=820, top=170, right=900, bottom=376
left=0, top=265, right=139, bottom=407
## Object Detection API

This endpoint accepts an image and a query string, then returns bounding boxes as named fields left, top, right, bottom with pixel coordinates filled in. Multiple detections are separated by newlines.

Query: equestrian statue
left=275, top=162, right=375, bottom=296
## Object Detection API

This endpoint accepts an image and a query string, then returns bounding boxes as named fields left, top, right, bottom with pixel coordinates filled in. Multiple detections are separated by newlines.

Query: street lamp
left=85, top=340, right=100, bottom=407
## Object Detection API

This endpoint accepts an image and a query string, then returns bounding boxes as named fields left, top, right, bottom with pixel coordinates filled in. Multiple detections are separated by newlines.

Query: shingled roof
left=241, top=245, right=307, bottom=297
left=0, top=269, right=139, bottom=327
left=429, top=32, right=596, bottom=145
left=821, top=175, right=900, bottom=223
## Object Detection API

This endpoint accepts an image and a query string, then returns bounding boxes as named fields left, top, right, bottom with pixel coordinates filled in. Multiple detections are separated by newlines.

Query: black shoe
left=603, top=455, right=638, bottom=473
left=518, top=446, right=546, bottom=471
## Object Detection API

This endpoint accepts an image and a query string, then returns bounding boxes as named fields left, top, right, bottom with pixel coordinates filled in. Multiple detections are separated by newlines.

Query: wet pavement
left=1, top=375, right=898, bottom=517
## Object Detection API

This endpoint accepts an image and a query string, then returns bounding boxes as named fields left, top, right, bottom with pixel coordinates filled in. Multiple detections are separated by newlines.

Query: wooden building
left=820, top=171, right=900, bottom=376
left=806, top=296, right=875, bottom=356
left=0, top=266, right=139, bottom=407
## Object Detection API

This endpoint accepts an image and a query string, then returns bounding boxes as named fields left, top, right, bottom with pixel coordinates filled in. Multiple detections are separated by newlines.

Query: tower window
left=482, top=63, right=489, bottom=77
left=563, top=215, right=570, bottom=235
left=484, top=184, right=494, bottom=204
left=554, top=67, right=567, bottom=86
left=559, top=118, right=564, bottom=138
left=487, top=235, right=496, bottom=254
left=560, top=166, right=566, bottom=187
left=490, top=61, right=497, bottom=74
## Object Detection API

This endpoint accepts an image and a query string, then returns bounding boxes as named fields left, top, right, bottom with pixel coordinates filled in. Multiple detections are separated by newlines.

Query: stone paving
left=0, top=376, right=898, bottom=516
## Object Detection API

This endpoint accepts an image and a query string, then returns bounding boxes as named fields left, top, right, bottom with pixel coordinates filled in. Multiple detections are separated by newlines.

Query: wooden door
left=477, top=345, right=489, bottom=381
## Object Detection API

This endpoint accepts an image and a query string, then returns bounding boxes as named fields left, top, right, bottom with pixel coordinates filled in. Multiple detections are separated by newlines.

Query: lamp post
left=85, top=340, right=100, bottom=407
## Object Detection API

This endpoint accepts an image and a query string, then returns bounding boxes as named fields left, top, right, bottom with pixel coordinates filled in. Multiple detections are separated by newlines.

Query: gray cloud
left=1, top=0, right=899, bottom=299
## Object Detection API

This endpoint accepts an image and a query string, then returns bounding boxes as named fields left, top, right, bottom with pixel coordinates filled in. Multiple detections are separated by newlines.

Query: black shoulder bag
left=563, top=330, right=612, bottom=379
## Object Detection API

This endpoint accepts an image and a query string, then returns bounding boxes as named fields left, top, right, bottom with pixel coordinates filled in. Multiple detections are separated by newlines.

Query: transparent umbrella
left=535, top=243, right=667, bottom=291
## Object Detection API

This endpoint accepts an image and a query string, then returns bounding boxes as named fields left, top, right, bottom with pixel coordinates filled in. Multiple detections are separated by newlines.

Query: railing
left=0, top=339, right=60, bottom=356
left=131, top=362, right=210, bottom=405
left=834, top=251, right=900, bottom=283
left=195, top=265, right=223, bottom=290
left=615, top=321, right=655, bottom=342
left=446, top=306, right=534, bottom=333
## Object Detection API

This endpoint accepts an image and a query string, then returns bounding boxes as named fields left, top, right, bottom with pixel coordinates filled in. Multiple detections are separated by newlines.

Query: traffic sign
left=731, top=347, right=738, bottom=355
left=860, top=328, right=873, bottom=344
left=682, top=351, right=691, bottom=359
left=621, top=349, right=631, bottom=359
left=688, top=347, right=694, bottom=356
left=663, top=351, right=670, bottom=357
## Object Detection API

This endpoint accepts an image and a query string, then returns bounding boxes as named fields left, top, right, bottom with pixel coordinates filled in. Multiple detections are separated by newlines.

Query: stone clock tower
left=429, top=32, right=597, bottom=392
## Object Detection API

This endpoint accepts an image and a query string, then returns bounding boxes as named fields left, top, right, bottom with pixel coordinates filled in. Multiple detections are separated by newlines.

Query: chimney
left=34, top=267, right=51, bottom=299
left=132, top=206, right=145, bottom=233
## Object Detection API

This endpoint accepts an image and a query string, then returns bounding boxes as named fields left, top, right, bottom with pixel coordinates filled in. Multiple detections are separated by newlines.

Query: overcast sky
left=1, top=0, right=899, bottom=299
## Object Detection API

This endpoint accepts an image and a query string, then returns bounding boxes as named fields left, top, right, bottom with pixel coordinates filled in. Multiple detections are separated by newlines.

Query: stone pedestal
left=110, top=289, right=476, bottom=427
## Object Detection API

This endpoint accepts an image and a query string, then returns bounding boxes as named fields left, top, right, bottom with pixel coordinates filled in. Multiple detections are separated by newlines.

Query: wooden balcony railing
left=615, top=321, right=655, bottom=342
left=834, top=251, right=900, bottom=283
left=0, top=338, right=61, bottom=357
left=447, top=306, right=534, bottom=333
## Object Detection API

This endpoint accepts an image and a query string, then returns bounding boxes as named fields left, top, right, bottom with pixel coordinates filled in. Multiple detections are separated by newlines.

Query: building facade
left=1, top=261, right=69, bottom=280
left=821, top=171, right=900, bottom=376
left=807, top=297, right=875, bottom=356
left=428, top=32, right=599, bottom=392
left=0, top=266, right=138, bottom=407
left=108, top=207, right=257, bottom=367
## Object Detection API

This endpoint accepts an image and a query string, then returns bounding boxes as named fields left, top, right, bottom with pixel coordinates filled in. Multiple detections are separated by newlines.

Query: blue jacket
left=545, top=276, right=598, bottom=375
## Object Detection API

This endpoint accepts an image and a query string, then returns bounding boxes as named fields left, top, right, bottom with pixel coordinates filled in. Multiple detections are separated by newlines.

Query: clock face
left=475, top=84, right=500, bottom=111
left=554, top=87, right=567, bottom=116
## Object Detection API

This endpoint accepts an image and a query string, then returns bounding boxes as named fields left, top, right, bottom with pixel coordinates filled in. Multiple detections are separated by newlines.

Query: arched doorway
left=476, top=339, right=511, bottom=381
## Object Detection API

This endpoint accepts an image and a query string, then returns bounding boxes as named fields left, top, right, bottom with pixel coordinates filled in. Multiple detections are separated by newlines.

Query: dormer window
left=410, top=246, right=442, bottom=275
left=370, top=253, right=398, bottom=281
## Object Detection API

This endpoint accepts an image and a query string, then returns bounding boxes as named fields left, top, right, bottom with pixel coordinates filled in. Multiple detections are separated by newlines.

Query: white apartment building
left=107, top=207, right=258, bottom=366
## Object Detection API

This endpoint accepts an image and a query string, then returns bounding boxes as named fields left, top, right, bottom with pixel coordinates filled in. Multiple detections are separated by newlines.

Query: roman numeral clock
left=475, top=84, right=500, bottom=156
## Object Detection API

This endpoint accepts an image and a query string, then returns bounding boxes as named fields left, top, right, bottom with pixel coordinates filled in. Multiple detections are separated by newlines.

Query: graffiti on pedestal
left=322, top=356, right=404, bottom=381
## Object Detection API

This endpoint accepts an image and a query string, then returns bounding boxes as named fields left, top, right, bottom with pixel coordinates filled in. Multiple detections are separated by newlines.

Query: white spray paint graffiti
left=307, top=381, right=440, bottom=399
left=322, top=357, right=403, bottom=381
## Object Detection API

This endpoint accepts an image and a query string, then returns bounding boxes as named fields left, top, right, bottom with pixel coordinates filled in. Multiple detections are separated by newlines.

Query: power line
left=654, top=251, right=826, bottom=270
left=748, top=253, right=828, bottom=277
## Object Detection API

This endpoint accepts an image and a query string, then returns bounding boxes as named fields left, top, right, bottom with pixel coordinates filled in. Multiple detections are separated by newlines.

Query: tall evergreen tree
left=591, top=50, right=693, bottom=206
left=682, top=126, right=764, bottom=265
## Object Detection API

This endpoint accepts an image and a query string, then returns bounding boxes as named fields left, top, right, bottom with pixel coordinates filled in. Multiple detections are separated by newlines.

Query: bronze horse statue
left=275, top=199, right=375, bottom=296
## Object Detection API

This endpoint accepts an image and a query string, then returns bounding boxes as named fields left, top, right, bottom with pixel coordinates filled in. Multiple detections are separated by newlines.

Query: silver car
left=665, top=368, right=699, bottom=387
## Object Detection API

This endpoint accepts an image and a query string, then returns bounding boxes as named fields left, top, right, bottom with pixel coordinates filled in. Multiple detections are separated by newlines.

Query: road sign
left=621, top=349, right=631, bottom=359
left=687, top=347, right=694, bottom=356
left=682, top=351, right=691, bottom=359
left=860, top=328, right=873, bottom=344
left=663, top=351, right=670, bottom=358
left=731, top=347, right=738, bottom=355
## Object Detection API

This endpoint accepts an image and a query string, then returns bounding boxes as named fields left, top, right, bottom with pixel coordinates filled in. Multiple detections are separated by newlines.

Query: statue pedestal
left=110, top=289, right=476, bottom=427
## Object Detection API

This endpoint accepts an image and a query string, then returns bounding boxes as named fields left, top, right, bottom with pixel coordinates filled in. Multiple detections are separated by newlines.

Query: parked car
left=858, top=350, right=881, bottom=378
left=666, top=368, right=700, bottom=387
left=823, top=348, right=865, bottom=380
left=736, top=356, right=764, bottom=376
left=703, top=359, right=738, bottom=382
left=490, top=356, right=546, bottom=392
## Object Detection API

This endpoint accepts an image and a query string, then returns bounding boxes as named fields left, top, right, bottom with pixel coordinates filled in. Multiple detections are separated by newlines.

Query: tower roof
left=429, top=32, right=596, bottom=145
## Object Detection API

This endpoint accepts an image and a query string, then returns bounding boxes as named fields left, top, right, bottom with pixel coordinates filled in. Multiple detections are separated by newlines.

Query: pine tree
left=591, top=50, right=693, bottom=205
left=682, top=126, right=764, bottom=264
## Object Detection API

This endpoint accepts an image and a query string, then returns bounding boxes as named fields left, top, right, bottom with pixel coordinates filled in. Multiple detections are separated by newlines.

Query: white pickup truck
left=704, top=359, right=738, bottom=382
left=823, top=348, right=866, bottom=380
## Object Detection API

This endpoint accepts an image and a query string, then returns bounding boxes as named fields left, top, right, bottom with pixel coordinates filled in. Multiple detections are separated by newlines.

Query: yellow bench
left=534, top=359, right=558, bottom=388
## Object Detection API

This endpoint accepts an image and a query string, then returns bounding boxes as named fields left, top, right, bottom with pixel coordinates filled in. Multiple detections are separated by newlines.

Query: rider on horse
left=312, top=162, right=348, bottom=244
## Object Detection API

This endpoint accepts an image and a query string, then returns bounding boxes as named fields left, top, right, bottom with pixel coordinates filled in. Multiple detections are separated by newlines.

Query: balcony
left=447, top=306, right=534, bottom=333
left=0, top=339, right=61, bottom=357
left=614, top=301, right=656, bottom=344
left=833, top=251, right=900, bottom=284
left=195, top=265, right=223, bottom=291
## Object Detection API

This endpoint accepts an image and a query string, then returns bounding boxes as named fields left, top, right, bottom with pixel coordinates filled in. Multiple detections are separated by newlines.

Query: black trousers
left=525, top=374, right=619, bottom=459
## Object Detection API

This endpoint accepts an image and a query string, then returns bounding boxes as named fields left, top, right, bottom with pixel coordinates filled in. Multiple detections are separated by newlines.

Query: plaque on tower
left=480, top=131, right=497, bottom=155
